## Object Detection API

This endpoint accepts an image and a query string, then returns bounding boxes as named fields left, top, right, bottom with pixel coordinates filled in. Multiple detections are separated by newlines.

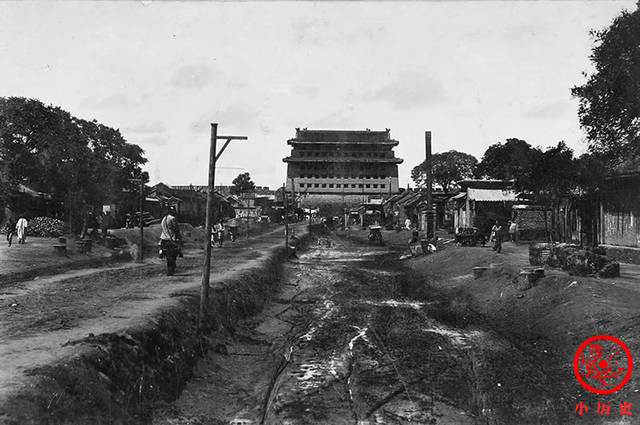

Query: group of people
left=5, top=216, right=28, bottom=247
left=489, top=219, right=518, bottom=253
left=80, top=210, right=114, bottom=241
left=212, top=218, right=240, bottom=246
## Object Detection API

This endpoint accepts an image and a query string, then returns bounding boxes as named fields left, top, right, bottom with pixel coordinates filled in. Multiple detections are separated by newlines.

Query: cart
left=455, top=227, right=486, bottom=246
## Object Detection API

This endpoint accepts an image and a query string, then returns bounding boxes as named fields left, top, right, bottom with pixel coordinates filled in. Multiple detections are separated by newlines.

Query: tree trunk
left=80, top=205, right=88, bottom=239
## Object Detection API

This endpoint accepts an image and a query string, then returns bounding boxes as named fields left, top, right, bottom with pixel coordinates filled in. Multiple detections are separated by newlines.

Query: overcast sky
left=0, top=1, right=635, bottom=188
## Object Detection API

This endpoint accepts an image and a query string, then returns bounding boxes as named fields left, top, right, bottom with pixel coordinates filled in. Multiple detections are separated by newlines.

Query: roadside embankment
left=342, top=228, right=640, bottom=424
left=0, top=225, right=309, bottom=425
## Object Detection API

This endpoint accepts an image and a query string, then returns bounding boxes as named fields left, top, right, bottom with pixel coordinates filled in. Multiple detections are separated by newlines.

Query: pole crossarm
left=215, top=136, right=248, bottom=162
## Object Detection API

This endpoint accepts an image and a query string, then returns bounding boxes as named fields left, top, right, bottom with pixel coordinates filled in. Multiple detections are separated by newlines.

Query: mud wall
left=0, top=234, right=312, bottom=425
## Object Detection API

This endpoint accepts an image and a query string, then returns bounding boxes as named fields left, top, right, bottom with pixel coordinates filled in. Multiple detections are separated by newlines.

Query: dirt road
left=0, top=225, right=289, bottom=410
left=154, top=231, right=584, bottom=425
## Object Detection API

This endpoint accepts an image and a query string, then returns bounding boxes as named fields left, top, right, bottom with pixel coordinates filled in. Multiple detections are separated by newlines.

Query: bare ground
left=151, top=229, right=637, bottom=425
left=2, top=226, right=638, bottom=424
left=0, top=225, right=290, bottom=413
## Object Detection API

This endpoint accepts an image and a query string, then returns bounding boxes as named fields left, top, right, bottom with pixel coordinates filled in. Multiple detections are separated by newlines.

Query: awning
left=513, top=204, right=548, bottom=210
left=451, top=192, right=466, bottom=200
left=467, top=188, right=517, bottom=202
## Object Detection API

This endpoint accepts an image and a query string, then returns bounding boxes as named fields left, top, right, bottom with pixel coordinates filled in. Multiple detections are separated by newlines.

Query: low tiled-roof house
left=452, top=180, right=518, bottom=236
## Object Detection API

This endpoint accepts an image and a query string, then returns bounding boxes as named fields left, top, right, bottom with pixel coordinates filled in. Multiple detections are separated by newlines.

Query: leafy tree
left=411, top=150, right=477, bottom=191
left=574, top=153, right=608, bottom=196
left=474, top=138, right=542, bottom=181
left=572, top=6, right=640, bottom=160
left=506, top=142, right=581, bottom=241
left=523, top=142, right=578, bottom=203
left=0, top=97, right=146, bottom=229
left=230, top=172, right=256, bottom=195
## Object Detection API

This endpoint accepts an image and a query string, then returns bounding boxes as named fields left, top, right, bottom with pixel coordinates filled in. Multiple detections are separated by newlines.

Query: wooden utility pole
left=138, top=177, right=144, bottom=262
left=425, top=131, right=434, bottom=239
left=246, top=190, right=250, bottom=241
left=128, top=175, right=146, bottom=263
left=199, top=124, right=247, bottom=332
left=342, top=182, right=347, bottom=230
left=284, top=182, right=289, bottom=256
left=290, top=177, right=295, bottom=213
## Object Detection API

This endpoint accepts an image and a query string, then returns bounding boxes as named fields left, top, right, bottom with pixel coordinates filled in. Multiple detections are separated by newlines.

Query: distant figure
left=404, top=218, right=412, bottom=230
left=508, top=220, right=518, bottom=243
left=6, top=216, right=16, bottom=247
left=125, top=213, right=133, bottom=229
left=228, top=217, right=239, bottom=242
left=409, top=229, right=420, bottom=245
left=213, top=220, right=225, bottom=247
left=88, top=211, right=99, bottom=235
left=101, top=211, right=112, bottom=241
left=16, top=216, right=28, bottom=244
left=491, top=221, right=503, bottom=253
left=94, top=212, right=103, bottom=236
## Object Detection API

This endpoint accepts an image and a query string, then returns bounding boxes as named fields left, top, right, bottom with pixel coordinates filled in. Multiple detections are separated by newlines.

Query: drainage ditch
left=153, top=233, right=565, bottom=425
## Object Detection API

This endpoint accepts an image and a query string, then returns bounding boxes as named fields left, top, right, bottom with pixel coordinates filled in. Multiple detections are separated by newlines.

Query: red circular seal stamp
left=573, top=334, right=632, bottom=394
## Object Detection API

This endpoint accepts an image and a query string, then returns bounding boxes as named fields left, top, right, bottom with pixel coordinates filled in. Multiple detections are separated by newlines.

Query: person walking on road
left=101, top=211, right=114, bottom=241
left=6, top=216, right=16, bottom=247
left=160, top=207, right=182, bottom=275
left=228, top=217, right=239, bottom=242
left=213, top=220, right=225, bottom=247
left=16, top=216, right=28, bottom=244
left=508, top=219, right=518, bottom=243
left=491, top=220, right=503, bottom=253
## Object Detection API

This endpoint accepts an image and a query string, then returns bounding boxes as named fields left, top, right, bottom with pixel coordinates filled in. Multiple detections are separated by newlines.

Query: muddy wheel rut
left=153, top=235, right=567, bottom=425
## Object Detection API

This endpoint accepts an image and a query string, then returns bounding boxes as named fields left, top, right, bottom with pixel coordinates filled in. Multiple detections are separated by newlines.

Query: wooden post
left=425, top=131, right=434, bottom=238
left=198, top=127, right=247, bottom=332
left=199, top=123, right=217, bottom=331
left=290, top=177, right=295, bottom=216
left=284, top=183, right=289, bottom=255
left=138, top=178, right=144, bottom=262
left=246, top=190, right=250, bottom=241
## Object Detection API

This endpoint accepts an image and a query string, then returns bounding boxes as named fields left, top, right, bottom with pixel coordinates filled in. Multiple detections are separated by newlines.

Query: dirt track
left=0, top=225, right=289, bottom=413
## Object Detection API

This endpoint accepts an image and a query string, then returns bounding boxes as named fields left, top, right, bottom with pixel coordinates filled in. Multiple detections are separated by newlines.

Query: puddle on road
left=360, top=299, right=433, bottom=310
left=296, top=248, right=396, bottom=263
left=422, top=326, right=484, bottom=348
left=450, top=273, right=474, bottom=281
left=298, top=299, right=338, bottom=342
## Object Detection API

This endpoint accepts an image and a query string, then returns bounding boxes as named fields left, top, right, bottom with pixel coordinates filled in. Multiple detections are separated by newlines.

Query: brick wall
left=515, top=209, right=551, bottom=241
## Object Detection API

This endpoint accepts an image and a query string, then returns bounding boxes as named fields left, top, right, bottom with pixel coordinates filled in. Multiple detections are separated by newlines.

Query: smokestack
left=425, top=131, right=432, bottom=209
left=425, top=131, right=434, bottom=238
